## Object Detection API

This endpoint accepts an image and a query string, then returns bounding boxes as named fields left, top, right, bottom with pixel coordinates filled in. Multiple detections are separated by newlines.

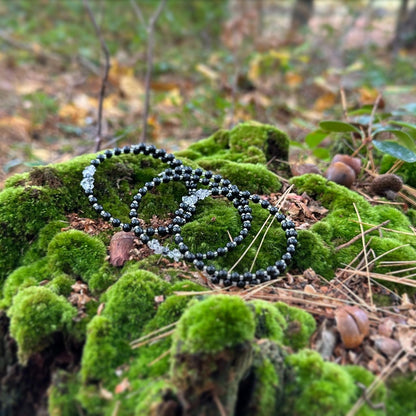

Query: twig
left=335, top=220, right=390, bottom=251
left=131, top=0, right=167, bottom=142
left=353, top=203, right=374, bottom=308
left=83, top=0, right=111, bottom=152
left=212, top=392, right=227, bottom=416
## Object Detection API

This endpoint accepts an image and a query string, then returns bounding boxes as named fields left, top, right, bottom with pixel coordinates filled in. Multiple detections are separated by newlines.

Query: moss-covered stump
left=0, top=122, right=414, bottom=415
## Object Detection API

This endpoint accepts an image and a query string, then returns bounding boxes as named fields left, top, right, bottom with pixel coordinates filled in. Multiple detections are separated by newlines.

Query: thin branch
left=83, top=0, right=111, bottom=152
left=335, top=220, right=390, bottom=251
left=131, top=0, right=167, bottom=142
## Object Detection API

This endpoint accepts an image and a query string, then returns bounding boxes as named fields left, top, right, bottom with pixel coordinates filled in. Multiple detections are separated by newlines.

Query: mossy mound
left=0, top=123, right=413, bottom=415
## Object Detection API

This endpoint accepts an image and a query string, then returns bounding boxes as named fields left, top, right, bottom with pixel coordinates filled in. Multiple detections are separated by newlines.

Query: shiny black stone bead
left=213, top=174, right=222, bottom=183
left=101, top=211, right=111, bottom=220
left=241, top=190, right=251, bottom=199
left=201, top=177, right=210, bottom=185
left=133, top=194, right=142, bottom=201
left=260, top=199, right=270, bottom=209
left=234, top=235, right=244, bottom=245
left=172, top=225, right=181, bottom=234
left=240, top=228, right=249, bottom=237
left=241, top=213, right=253, bottom=221
left=237, top=280, right=246, bottom=288
left=211, top=187, right=220, bottom=196
left=243, top=272, right=253, bottom=281
left=157, top=226, right=168, bottom=236
left=210, top=275, right=220, bottom=284
left=173, top=217, right=186, bottom=226
left=178, top=243, right=189, bottom=254
left=251, top=194, right=260, bottom=203
left=255, top=269, right=266, bottom=279
left=84, top=188, right=94, bottom=195
left=105, top=149, right=113, bottom=158
left=194, top=168, right=203, bottom=176
left=145, top=181, right=154, bottom=189
left=226, top=241, right=237, bottom=250
left=223, top=279, right=232, bottom=287
left=123, top=145, right=131, bottom=154
left=183, top=166, right=192, bottom=174
left=174, top=166, right=183, bottom=175
left=195, top=260, right=204, bottom=270
left=281, top=220, right=291, bottom=230
left=195, top=253, right=204, bottom=260
left=276, top=213, right=286, bottom=222
left=231, top=272, right=240, bottom=282
left=146, top=227, right=155, bottom=236
left=287, top=237, right=298, bottom=246
left=140, top=234, right=150, bottom=243
left=286, top=220, right=296, bottom=229
left=204, top=170, right=213, bottom=179
left=88, top=195, right=97, bottom=204
left=206, top=265, right=216, bottom=275
left=184, top=251, right=195, bottom=262
left=173, top=174, right=181, bottom=181
left=147, top=144, right=156, bottom=154
left=184, top=212, right=192, bottom=220
left=129, top=209, right=138, bottom=218
left=97, top=154, right=105, bottom=162
left=182, top=173, right=191, bottom=181
left=217, top=270, right=228, bottom=279
left=155, top=148, right=166, bottom=158
left=153, top=177, right=161, bottom=186
left=93, top=204, right=103, bottom=212
left=243, top=221, right=251, bottom=229
left=138, top=187, right=148, bottom=195
left=275, top=260, right=287, bottom=272
left=220, top=187, right=229, bottom=196
left=282, top=253, right=292, bottom=264
left=286, top=229, right=298, bottom=238
left=162, top=175, right=170, bottom=183
left=164, top=168, right=173, bottom=176
left=137, top=143, right=146, bottom=152
left=133, top=146, right=141, bottom=154
left=131, top=218, right=140, bottom=226
left=111, top=218, right=121, bottom=227
left=217, top=247, right=227, bottom=256
left=130, top=201, right=139, bottom=209
left=268, top=206, right=278, bottom=215
left=266, top=266, right=279, bottom=278
left=206, top=251, right=215, bottom=259
left=114, top=147, right=122, bottom=155
left=164, top=153, right=175, bottom=163
left=287, top=244, right=296, bottom=254
left=222, top=179, right=231, bottom=187
left=174, top=234, right=183, bottom=244
left=133, top=226, right=143, bottom=236
left=123, top=223, right=132, bottom=232
left=90, top=159, right=100, bottom=166
left=171, top=159, right=183, bottom=167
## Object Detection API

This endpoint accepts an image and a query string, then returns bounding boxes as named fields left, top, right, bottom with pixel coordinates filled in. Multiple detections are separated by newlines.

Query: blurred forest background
left=0, top=0, right=415, bottom=185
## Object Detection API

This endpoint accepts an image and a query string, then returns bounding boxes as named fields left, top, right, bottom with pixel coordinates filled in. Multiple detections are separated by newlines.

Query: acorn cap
left=332, top=154, right=362, bottom=176
left=370, top=174, right=403, bottom=196
left=325, top=162, right=356, bottom=188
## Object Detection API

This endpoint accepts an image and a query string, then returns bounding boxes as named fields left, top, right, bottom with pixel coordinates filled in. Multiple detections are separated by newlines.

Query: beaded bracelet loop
left=81, top=143, right=298, bottom=288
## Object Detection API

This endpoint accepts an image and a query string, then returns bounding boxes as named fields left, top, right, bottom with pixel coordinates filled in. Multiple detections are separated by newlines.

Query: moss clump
left=386, top=374, right=416, bottom=416
left=48, top=370, right=81, bottom=416
left=8, top=286, right=76, bottom=363
left=173, top=295, right=256, bottom=354
left=1, top=258, right=51, bottom=309
left=46, top=273, right=75, bottom=297
left=249, top=299, right=287, bottom=343
left=274, top=302, right=316, bottom=350
left=47, top=230, right=106, bottom=283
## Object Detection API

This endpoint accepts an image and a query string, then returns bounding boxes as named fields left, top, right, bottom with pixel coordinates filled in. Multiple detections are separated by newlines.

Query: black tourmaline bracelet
left=81, top=143, right=298, bottom=287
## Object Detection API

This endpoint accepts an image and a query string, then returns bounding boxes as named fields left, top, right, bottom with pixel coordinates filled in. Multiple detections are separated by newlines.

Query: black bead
left=243, top=221, right=251, bottom=229
left=184, top=166, right=193, bottom=174
left=287, top=245, right=296, bottom=254
left=217, top=270, right=228, bottom=279
left=138, top=187, right=148, bottom=195
left=111, top=218, right=121, bottom=227
left=222, top=179, right=231, bottom=186
left=137, top=143, right=146, bottom=152
left=90, top=159, right=100, bottom=166
left=255, top=269, right=266, bottom=279
left=234, top=235, right=243, bottom=245
left=243, top=272, right=253, bottom=281
left=164, top=153, right=175, bottom=163
left=130, top=201, right=139, bottom=209
left=184, top=251, right=195, bottom=262
left=286, top=229, right=298, bottom=238
left=140, top=234, right=150, bottom=243
left=114, top=147, right=122, bottom=155
left=276, top=213, right=286, bottom=222
left=93, top=204, right=103, bottom=212
left=206, top=251, right=215, bottom=259
left=147, top=144, right=156, bottom=154
left=282, top=253, right=292, bottom=264
left=287, top=237, right=298, bottom=246
left=129, top=209, right=138, bottom=218
left=105, top=149, right=113, bottom=158
left=155, top=148, right=166, bottom=158
left=173, top=174, right=181, bottom=181
left=97, top=154, right=105, bottom=162
left=260, top=199, right=270, bottom=209
left=213, top=174, right=222, bottom=183
left=286, top=220, right=295, bottom=229
left=251, top=194, right=260, bottom=203
left=221, top=187, right=229, bottom=196
left=194, top=168, right=203, bottom=176
left=240, top=228, right=249, bottom=237
left=172, top=225, right=181, bottom=234
left=133, top=146, right=141, bottom=154
left=196, top=253, right=204, bottom=260
left=171, top=159, right=183, bottom=167
left=146, top=227, right=155, bottom=236
left=201, top=177, right=210, bottom=185
left=241, top=190, right=251, bottom=199
left=123, top=145, right=131, bottom=154
left=101, top=211, right=111, bottom=220
left=269, top=206, right=278, bottom=215
left=266, top=266, right=279, bottom=278
left=204, top=170, right=213, bottom=179
left=195, top=260, right=204, bottom=270
left=210, top=276, right=219, bottom=284
left=123, top=223, right=132, bottom=232
left=153, top=177, right=161, bottom=186
left=133, top=226, right=143, bottom=236
left=133, top=194, right=142, bottom=201
left=275, top=260, right=287, bottom=272
left=157, top=226, right=168, bottom=236
left=211, top=187, right=220, bottom=196
left=237, top=280, right=246, bottom=288
left=174, top=234, right=183, bottom=244
left=217, top=247, right=227, bottom=256
left=145, top=181, right=155, bottom=189
left=162, top=175, right=170, bottom=183
left=178, top=243, right=189, bottom=254
left=88, top=195, right=97, bottom=204
left=231, top=272, right=240, bottom=282
left=281, top=220, right=292, bottom=230
left=223, top=279, right=232, bottom=287
left=206, top=265, right=216, bottom=275
left=131, top=218, right=140, bottom=226
left=226, top=241, right=237, bottom=250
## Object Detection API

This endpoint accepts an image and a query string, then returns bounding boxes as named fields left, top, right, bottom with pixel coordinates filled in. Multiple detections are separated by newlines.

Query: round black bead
left=129, top=209, right=138, bottom=218
left=206, top=265, right=216, bottom=275
left=287, top=244, right=296, bottom=254
left=105, top=149, right=113, bottom=158
left=174, top=234, right=183, bottom=244
left=206, top=251, right=215, bottom=260
left=213, top=174, right=222, bottom=183
left=237, top=280, right=246, bottom=288
left=133, top=194, right=142, bottom=201
left=130, top=201, right=139, bottom=209
left=97, top=154, right=105, bottom=162
left=93, top=204, right=103, bottom=212
left=226, top=241, right=237, bottom=250
left=184, top=251, right=195, bottom=262
left=140, top=234, right=150, bottom=243
left=275, top=260, right=287, bottom=272
left=123, top=223, right=132, bottom=232
left=251, top=194, right=260, bottom=203
left=178, top=243, right=189, bottom=254
left=243, top=272, right=253, bottom=281
left=282, top=253, right=292, bottom=264
left=131, top=218, right=140, bottom=226
left=217, top=270, right=228, bottom=279
left=210, top=276, right=220, bottom=284
left=195, top=260, right=204, bottom=270
left=276, top=213, right=286, bottom=222
left=231, top=272, right=240, bottom=282
left=217, top=247, right=227, bottom=256
left=240, top=228, right=249, bottom=237
left=157, top=226, right=168, bottom=236
left=243, top=221, right=251, bottom=229
left=204, top=170, right=213, bottom=179
left=101, top=211, right=111, bottom=220
left=123, top=145, right=131, bottom=154
left=145, top=181, right=155, bottom=189
left=88, top=195, right=97, bottom=204
left=114, top=147, right=122, bottom=155
left=223, top=279, right=232, bottom=287
left=260, top=199, right=270, bottom=209
left=286, top=229, right=298, bottom=238
left=268, top=206, right=278, bottom=215
left=146, top=227, right=155, bottom=236
left=287, top=237, right=298, bottom=246
left=111, top=218, right=121, bottom=227
left=234, top=235, right=243, bottom=245
left=133, top=226, right=143, bottom=236
left=90, top=159, right=100, bottom=166
left=172, top=225, right=181, bottom=234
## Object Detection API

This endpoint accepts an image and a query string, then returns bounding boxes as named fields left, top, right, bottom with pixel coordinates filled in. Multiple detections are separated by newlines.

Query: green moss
left=88, top=263, right=120, bottom=294
left=274, top=302, right=316, bottom=350
left=48, top=370, right=81, bottom=416
left=47, top=273, right=75, bottom=297
left=249, top=299, right=286, bottom=342
left=8, top=286, right=76, bottom=363
left=1, top=258, right=50, bottom=309
left=47, top=230, right=106, bottom=283
left=172, top=295, right=256, bottom=354
left=80, top=315, right=122, bottom=382
left=386, top=374, right=416, bottom=416
left=294, top=230, right=335, bottom=279
left=407, top=208, right=416, bottom=226
left=101, top=270, right=170, bottom=339
left=134, top=380, right=177, bottom=416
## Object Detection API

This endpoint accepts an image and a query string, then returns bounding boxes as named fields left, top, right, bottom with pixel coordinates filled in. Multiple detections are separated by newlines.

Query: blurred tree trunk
left=392, top=0, right=416, bottom=51
left=286, top=0, right=314, bottom=44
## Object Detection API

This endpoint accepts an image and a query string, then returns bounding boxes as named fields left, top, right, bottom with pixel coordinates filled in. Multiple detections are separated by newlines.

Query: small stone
left=82, top=165, right=96, bottom=177
left=80, top=177, right=94, bottom=192
left=370, top=174, right=403, bottom=197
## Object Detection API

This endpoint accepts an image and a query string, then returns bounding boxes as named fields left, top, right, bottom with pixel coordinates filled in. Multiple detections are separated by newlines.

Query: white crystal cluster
left=81, top=165, right=96, bottom=192
left=182, top=188, right=211, bottom=206
left=147, top=240, right=183, bottom=262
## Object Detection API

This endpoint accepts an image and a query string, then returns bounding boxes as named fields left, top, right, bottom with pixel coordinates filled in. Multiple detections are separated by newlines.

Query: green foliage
left=8, top=286, right=76, bottom=363
left=386, top=374, right=416, bottom=416
left=47, top=230, right=107, bottom=282
left=173, top=295, right=256, bottom=354
left=48, top=371, right=81, bottom=416
left=274, top=302, right=316, bottom=350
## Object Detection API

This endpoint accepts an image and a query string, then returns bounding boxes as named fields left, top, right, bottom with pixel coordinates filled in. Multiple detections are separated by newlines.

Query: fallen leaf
left=115, top=378, right=130, bottom=394
left=119, top=75, right=144, bottom=98
left=313, top=92, right=336, bottom=112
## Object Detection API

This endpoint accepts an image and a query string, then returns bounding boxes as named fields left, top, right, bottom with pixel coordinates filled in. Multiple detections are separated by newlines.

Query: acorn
left=325, top=162, right=356, bottom=188
left=370, top=174, right=403, bottom=198
left=331, top=154, right=362, bottom=176
left=335, top=305, right=369, bottom=349
left=109, top=231, right=135, bottom=267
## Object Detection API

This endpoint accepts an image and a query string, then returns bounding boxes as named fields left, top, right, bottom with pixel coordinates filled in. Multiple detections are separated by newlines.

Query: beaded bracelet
left=81, top=143, right=298, bottom=287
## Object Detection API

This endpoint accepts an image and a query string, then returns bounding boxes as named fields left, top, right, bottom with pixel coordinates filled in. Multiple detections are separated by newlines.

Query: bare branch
left=83, top=0, right=111, bottom=152
left=131, top=0, right=167, bottom=142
